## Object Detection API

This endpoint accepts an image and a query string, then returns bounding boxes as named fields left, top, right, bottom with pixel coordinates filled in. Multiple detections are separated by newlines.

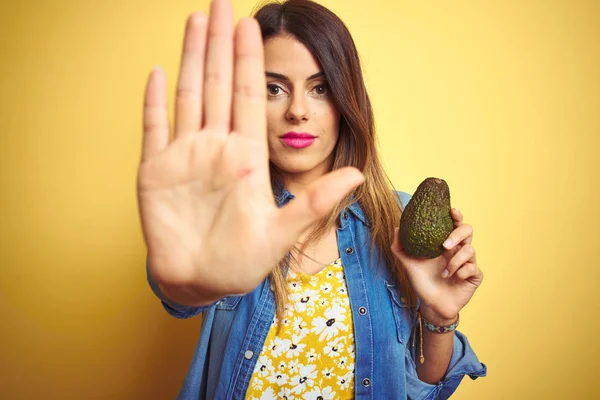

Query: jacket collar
left=347, top=200, right=368, bottom=226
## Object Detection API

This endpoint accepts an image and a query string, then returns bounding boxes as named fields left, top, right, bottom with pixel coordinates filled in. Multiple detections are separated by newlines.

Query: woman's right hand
left=137, top=0, right=364, bottom=306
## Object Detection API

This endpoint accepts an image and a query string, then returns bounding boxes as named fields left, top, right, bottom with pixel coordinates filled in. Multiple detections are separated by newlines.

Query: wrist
left=418, top=307, right=458, bottom=327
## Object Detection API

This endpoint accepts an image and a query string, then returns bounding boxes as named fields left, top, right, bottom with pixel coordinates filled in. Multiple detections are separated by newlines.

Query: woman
left=138, top=0, right=486, bottom=398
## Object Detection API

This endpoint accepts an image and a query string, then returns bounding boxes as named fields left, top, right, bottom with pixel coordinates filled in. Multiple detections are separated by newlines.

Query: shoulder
left=393, top=190, right=413, bottom=210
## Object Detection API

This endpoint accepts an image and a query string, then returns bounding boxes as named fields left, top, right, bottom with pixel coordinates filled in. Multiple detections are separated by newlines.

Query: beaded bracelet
left=412, top=311, right=460, bottom=364
left=421, top=312, right=460, bottom=334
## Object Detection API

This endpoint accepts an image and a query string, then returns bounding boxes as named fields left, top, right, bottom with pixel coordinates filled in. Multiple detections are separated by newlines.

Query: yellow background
left=1, top=0, right=598, bottom=398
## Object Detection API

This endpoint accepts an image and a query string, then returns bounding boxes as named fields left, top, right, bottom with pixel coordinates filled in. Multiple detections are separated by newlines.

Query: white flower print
left=337, top=372, right=353, bottom=390
left=346, top=361, right=355, bottom=373
left=289, top=288, right=320, bottom=313
left=287, top=268, right=301, bottom=282
left=336, top=356, right=348, bottom=369
left=303, top=386, right=336, bottom=400
left=246, top=258, right=355, bottom=399
left=305, top=348, right=319, bottom=364
left=323, top=338, right=344, bottom=358
left=320, top=283, right=332, bottom=293
left=288, top=358, right=300, bottom=373
left=251, top=378, right=263, bottom=391
left=268, top=337, right=291, bottom=358
left=266, top=371, right=289, bottom=386
left=322, top=367, right=336, bottom=380
left=293, top=317, right=309, bottom=338
left=254, top=354, right=274, bottom=377
left=286, top=307, right=296, bottom=319
left=347, top=343, right=355, bottom=354
left=278, top=387, right=294, bottom=399
left=287, top=335, right=307, bottom=359
left=329, top=297, right=347, bottom=309
left=255, top=386, right=276, bottom=400
left=311, top=304, right=348, bottom=341
left=290, top=364, right=318, bottom=394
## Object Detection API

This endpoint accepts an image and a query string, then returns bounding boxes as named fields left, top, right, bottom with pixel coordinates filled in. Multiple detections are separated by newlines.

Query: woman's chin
left=271, top=161, right=324, bottom=176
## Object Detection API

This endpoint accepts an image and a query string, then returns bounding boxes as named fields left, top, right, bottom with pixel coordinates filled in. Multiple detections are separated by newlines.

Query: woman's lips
left=280, top=132, right=316, bottom=149
left=280, top=137, right=316, bottom=149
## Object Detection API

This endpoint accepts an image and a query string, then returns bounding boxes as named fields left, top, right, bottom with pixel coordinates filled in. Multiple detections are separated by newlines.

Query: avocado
left=399, top=177, right=454, bottom=259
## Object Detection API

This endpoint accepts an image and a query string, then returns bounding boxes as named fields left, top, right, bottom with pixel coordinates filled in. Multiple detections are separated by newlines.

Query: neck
left=275, top=158, right=334, bottom=196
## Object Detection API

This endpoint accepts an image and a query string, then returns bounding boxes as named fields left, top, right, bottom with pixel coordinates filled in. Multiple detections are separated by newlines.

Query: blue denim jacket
left=147, top=189, right=487, bottom=399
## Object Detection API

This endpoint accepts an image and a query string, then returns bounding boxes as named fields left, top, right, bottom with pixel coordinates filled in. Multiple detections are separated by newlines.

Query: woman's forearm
left=415, top=311, right=456, bottom=384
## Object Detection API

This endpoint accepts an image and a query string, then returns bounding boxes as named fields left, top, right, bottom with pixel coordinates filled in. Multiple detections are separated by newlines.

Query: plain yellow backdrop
left=1, top=0, right=598, bottom=398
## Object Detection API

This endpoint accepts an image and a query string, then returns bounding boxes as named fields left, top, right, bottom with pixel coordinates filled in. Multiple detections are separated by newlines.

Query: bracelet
left=412, top=311, right=460, bottom=364
left=420, top=312, right=460, bottom=334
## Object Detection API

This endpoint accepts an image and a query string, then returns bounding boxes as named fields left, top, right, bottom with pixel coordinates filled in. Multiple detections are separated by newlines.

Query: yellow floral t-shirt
left=246, top=258, right=356, bottom=400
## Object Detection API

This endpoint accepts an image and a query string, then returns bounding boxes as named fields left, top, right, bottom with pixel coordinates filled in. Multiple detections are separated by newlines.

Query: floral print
left=247, top=258, right=355, bottom=400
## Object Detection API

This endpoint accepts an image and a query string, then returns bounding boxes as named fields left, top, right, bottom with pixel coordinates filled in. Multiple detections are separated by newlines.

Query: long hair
left=253, top=0, right=417, bottom=321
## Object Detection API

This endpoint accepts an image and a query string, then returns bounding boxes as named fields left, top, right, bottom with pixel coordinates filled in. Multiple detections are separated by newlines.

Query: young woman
left=138, top=0, right=486, bottom=398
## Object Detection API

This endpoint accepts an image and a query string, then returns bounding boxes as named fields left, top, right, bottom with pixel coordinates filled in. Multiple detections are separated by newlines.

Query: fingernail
left=443, top=239, right=453, bottom=249
left=441, top=269, right=449, bottom=278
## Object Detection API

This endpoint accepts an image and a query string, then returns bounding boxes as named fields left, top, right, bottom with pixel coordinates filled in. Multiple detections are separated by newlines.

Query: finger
left=442, top=244, right=476, bottom=278
left=451, top=207, right=463, bottom=227
left=443, top=223, right=473, bottom=250
left=203, top=0, right=234, bottom=131
left=391, top=227, right=403, bottom=254
left=233, top=18, right=267, bottom=145
left=174, top=12, right=208, bottom=137
left=455, top=262, right=484, bottom=286
left=276, top=167, right=365, bottom=244
left=142, top=66, right=169, bottom=162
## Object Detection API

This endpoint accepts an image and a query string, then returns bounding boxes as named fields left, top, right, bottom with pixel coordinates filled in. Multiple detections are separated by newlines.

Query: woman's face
left=263, top=35, right=340, bottom=182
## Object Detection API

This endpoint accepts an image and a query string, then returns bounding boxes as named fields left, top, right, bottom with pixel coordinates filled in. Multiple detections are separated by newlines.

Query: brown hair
left=253, top=0, right=416, bottom=320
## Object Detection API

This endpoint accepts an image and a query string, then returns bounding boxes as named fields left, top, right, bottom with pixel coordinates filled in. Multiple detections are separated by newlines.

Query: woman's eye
left=267, top=84, right=282, bottom=96
left=314, top=84, right=329, bottom=96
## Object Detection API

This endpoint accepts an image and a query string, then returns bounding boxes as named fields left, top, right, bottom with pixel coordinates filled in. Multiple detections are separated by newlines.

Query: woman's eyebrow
left=265, top=71, right=325, bottom=81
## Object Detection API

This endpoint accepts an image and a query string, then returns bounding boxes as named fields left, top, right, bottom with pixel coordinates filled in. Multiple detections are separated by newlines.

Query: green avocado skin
left=400, top=177, right=454, bottom=259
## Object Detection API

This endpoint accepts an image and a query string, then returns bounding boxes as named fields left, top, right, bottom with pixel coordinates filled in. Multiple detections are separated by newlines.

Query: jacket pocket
left=215, top=295, right=242, bottom=311
left=384, top=280, right=413, bottom=344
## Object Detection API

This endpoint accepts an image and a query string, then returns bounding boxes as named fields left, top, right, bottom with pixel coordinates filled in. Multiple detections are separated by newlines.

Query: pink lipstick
left=280, top=132, right=316, bottom=149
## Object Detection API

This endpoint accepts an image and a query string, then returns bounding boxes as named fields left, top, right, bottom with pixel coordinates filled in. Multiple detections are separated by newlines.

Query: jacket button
left=345, top=247, right=354, bottom=254
left=343, top=212, right=349, bottom=220
left=358, top=307, right=367, bottom=315
left=362, top=378, right=371, bottom=387
left=244, top=350, right=254, bottom=360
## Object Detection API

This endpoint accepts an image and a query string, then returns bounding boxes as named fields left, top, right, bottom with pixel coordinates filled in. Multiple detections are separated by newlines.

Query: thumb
left=391, top=227, right=404, bottom=255
left=391, top=227, right=420, bottom=274
left=275, top=167, right=364, bottom=247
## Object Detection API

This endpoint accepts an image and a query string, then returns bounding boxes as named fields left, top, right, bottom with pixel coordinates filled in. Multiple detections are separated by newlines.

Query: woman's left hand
left=391, top=208, right=484, bottom=324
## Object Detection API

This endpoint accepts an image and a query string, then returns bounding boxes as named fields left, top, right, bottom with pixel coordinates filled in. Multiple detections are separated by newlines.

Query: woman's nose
left=285, top=93, right=309, bottom=122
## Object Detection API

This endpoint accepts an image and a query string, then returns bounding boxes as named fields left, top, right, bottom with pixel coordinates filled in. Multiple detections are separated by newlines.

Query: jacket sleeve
left=405, top=330, right=487, bottom=399
left=146, top=258, right=215, bottom=319
left=395, top=190, right=413, bottom=211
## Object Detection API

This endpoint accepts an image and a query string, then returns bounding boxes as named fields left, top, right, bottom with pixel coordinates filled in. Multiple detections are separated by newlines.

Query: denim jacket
left=147, top=188, right=487, bottom=399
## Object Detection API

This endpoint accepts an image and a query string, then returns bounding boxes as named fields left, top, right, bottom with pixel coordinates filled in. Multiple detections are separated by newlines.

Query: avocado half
left=399, top=177, right=454, bottom=259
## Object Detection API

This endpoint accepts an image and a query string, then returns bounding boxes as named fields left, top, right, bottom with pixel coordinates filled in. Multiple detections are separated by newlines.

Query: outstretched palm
left=137, top=0, right=363, bottom=305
